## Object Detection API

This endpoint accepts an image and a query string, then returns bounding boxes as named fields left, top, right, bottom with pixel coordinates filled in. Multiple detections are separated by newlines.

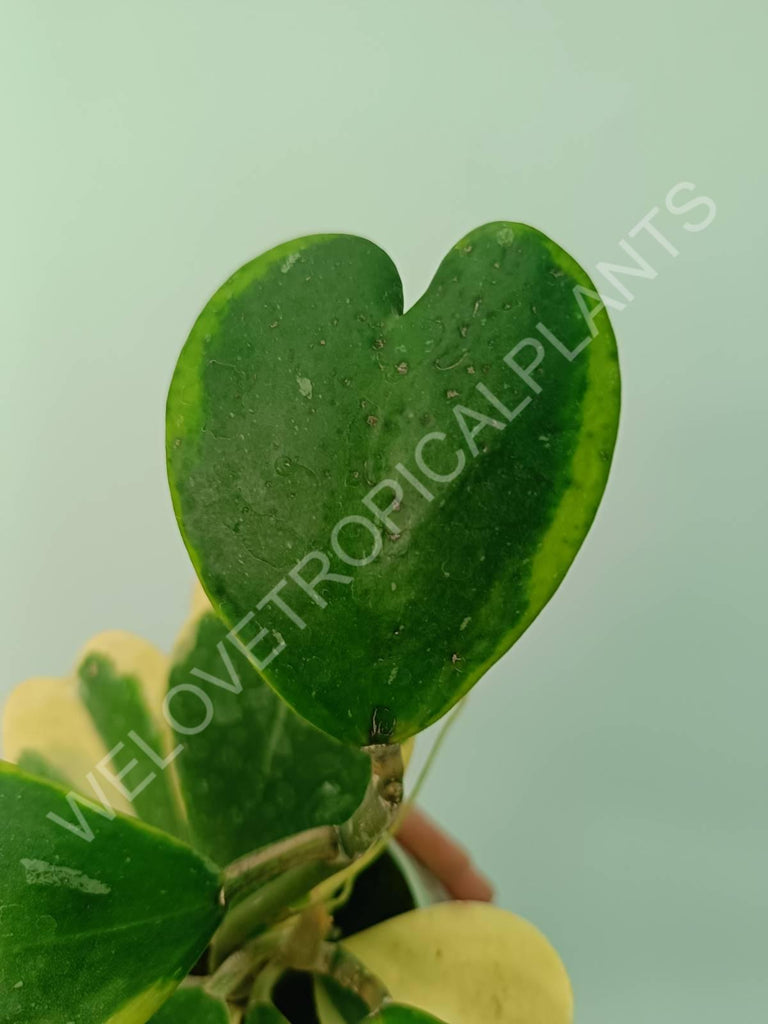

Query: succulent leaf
left=166, top=592, right=370, bottom=866
left=0, top=762, right=223, bottom=1023
left=1, top=591, right=388, bottom=872
left=2, top=631, right=188, bottom=838
left=314, top=902, right=572, bottom=1024
left=167, top=224, right=620, bottom=745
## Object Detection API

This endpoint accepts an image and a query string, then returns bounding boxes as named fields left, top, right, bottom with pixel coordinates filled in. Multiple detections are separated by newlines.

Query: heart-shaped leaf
left=167, top=224, right=620, bottom=745
left=0, top=762, right=223, bottom=1023
left=313, top=902, right=572, bottom=1024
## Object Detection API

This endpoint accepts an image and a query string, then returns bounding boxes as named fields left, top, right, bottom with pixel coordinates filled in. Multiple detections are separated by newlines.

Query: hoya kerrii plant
left=0, top=222, right=620, bottom=1023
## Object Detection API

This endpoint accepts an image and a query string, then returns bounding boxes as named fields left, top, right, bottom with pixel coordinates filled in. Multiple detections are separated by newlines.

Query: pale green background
left=2, top=2, right=766, bottom=1022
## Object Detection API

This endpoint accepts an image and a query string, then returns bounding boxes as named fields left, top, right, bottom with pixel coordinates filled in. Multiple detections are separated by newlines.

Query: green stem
left=338, top=743, right=404, bottom=860
left=212, top=744, right=404, bottom=964
left=247, top=961, right=284, bottom=1009
left=205, top=931, right=285, bottom=999
left=211, top=860, right=331, bottom=966
left=205, top=948, right=256, bottom=1000
left=223, top=825, right=340, bottom=905
left=312, top=942, right=390, bottom=1013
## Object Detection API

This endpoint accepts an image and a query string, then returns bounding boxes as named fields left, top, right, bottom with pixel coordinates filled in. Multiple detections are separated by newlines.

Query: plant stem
left=247, top=961, right=284, bottom=1009
left=205, top=948, right=256, bottom=1000
left=211, top=860, right=330, bottom=967
left=211, top=743, right=404, bottom=964
left=311, top=942, right=390, bottom=1013
left=223, top=825, right=340, bottom=905
left=338, top=743, right=404, bottom=860
left=205, top=930, right=287, bottom=999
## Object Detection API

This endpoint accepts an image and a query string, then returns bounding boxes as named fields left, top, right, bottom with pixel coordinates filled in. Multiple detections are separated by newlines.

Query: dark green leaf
left=149, top=986, right=231, bottom=1023
left=316, top=976, right=369, bottom=1024
left=76, top=642, right=188, bottom=839
left=167, top=225, right=620, bottom=744
left=0, top=762, right=223, bottom=1023
left=167, top=605, right=370, bottom=866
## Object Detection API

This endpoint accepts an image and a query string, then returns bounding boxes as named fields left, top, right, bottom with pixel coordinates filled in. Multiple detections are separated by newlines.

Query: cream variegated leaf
left=315, top=902, right=572, bottom=1024
left=2, top=630, right=188, bottom=838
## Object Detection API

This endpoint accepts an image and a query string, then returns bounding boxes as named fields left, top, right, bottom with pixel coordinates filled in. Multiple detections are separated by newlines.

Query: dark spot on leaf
left=370, top=706, right=396, bottom=742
